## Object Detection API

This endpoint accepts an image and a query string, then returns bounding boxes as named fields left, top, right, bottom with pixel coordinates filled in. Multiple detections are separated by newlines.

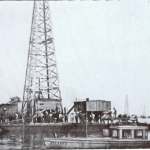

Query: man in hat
left=113, top=107, right=117, bottom=119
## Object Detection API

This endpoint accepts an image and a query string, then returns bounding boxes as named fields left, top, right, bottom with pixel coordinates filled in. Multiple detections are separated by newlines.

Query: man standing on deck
left=49, top=111, right=53, bottom=123
left=70, top=112, right=74, bottom=123
left=106, top=108, right=112, bottom=124
left=113, top=108, right=117, bottom=119
left=91, top=112, right=95, bottom=123
left=64, top=113, right=68, bottom=123
left=75, top=111, right=78, bottom=123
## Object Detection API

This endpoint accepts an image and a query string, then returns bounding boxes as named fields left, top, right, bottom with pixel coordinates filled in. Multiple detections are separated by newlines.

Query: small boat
left=44, top=125, right=150, bottom=149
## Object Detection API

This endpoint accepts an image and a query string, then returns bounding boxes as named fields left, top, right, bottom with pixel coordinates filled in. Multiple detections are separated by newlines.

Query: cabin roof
left=110, top=125, right=148, bottom=130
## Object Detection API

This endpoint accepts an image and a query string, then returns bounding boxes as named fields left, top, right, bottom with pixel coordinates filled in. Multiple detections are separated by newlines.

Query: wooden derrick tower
left=124, top=95, right=129, bottom=116
left=22, top=0, right=62, bottom=115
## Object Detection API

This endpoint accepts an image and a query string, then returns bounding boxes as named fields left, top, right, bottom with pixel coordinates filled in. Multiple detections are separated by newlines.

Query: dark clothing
left=75, top=113, right=78, bottom=123
left=64, top=114, right=68, bottom=122
left=95, top=113, right=99, bottom=122
left=37, top=116, right=41, bottom=123
left=44, top=114, right=49, bottom=123
left=113, top=109, right=117, bottom=119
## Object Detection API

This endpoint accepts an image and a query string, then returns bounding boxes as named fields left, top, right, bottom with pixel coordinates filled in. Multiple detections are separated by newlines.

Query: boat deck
left=45, top=137, right=149, bottom=141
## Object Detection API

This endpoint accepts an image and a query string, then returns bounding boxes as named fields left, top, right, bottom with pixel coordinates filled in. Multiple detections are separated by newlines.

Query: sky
left=0, top=0, right=150, bottom=116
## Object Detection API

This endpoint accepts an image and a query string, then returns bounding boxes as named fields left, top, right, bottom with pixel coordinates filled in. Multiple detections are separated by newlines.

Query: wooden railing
left=0, top=119, right=23, bottom=125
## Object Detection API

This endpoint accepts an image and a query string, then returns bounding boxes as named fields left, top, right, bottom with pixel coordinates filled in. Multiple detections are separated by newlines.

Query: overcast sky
left=0, top=0, right=150, bottom=116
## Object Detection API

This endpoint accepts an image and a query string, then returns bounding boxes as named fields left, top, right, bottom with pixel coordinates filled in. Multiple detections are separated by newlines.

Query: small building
left=35, top=98, right=62, bottom=111
left=0, top=96, right=22, bottom=116
left=73, top=99, right=111, bottom=113
left=65, top=98, right=111, bottom=123
left=23, top=98, right=62, bottom=116
left=104, top=125, right=148, bottom=139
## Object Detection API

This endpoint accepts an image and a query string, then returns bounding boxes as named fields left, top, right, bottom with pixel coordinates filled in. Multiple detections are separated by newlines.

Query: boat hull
left=44, top=138, right=150, bottom=149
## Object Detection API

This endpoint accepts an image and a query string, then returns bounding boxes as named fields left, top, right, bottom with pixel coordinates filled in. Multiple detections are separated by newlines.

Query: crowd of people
left=0, top=112, right=23, bottom=124
left=0, top=107, right=137, bottom=125
left=32, top=110, right=66, bottom=123
left=30, top=107, right=117, bottom=124
left=0, top=108, right=115, bottom=124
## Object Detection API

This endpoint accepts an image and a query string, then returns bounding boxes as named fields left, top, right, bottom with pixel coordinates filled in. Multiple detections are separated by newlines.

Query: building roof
left=34, top=98, right=62, bottom=102
left=7, top=96, right=21, bottom=104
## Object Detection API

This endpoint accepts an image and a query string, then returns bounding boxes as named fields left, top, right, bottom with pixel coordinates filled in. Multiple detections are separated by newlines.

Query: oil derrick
left=143, top=105, right=146, bottom=117
left=22, top=0, right=62, bottom=115
left=124, top=95, right=130, bottom=116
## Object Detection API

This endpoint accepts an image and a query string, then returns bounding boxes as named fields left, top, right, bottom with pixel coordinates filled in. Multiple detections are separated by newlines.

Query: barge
left=44, top=125, right=150, bottom=149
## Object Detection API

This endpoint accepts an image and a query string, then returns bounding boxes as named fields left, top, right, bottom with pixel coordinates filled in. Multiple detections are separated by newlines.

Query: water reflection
left=0, top=127, right=84, bottom=149
left=0, top=136, right=22, bottom=150
left=0, top=126, right=150, bottom=149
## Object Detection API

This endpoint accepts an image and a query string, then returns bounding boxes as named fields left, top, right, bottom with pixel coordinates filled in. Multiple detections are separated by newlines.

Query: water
left=0, top=120, right=150, bottom=150
left=0, top=131, right=47, bottom=150
left=0, top=125, right=86, bottom=150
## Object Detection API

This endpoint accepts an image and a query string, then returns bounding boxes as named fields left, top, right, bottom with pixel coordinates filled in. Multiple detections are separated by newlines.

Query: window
left=112, top=129, right=118, bottom=138
left=103, top=129, right=109, bottom=136
left=134, top=130, right=143, bottom=138
left=145, top=130, right=148, bottom=138
left=122, top=130, right=131, bottom=139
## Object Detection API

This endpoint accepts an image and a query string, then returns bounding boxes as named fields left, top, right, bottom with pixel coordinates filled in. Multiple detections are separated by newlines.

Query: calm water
left=0, top=124, right=89, bottom=150
left=0, top=119, right=150, bottom=150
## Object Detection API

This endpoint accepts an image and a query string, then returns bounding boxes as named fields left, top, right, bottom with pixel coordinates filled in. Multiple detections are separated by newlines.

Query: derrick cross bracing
left=22, top=0, right=62, bottom=114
